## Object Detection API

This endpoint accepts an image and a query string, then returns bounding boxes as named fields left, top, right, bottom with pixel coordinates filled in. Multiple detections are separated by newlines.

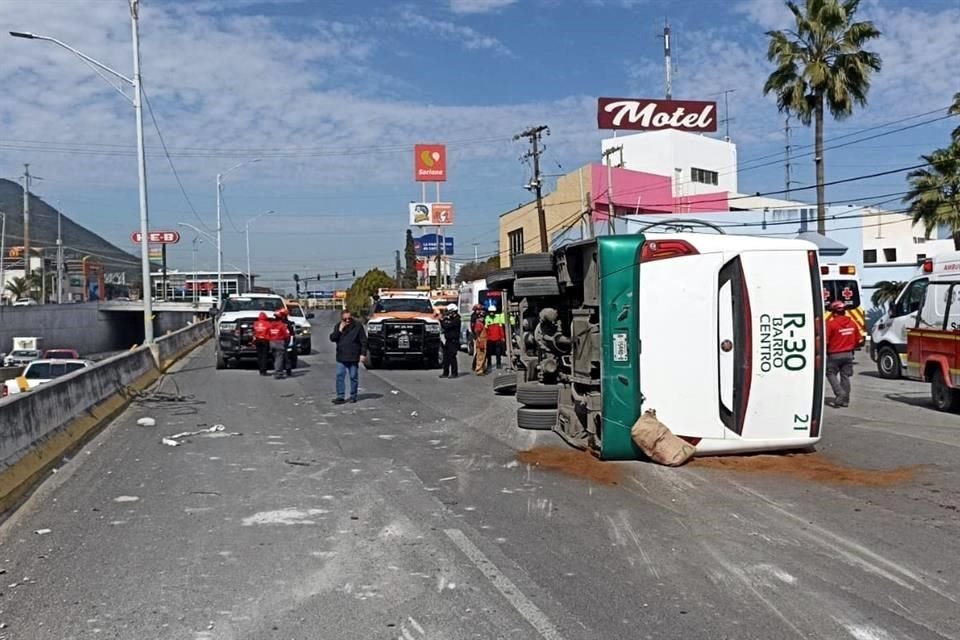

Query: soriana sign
left=132, top=230, right=180, bottom=244
left=597, top=98, right=718, bottom=132
left=414, top=144, right=447, bottom=182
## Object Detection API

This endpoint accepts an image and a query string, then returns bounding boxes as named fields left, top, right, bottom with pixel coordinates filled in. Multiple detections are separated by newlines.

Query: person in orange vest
left=267, top=311, right=292, bottom=379
left=252, top=311, right=271, bottom=376
left=826, top=301, right=859, bottom=407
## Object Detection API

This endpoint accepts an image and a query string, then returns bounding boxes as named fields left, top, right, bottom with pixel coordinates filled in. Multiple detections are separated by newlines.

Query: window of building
left=913, top=237, right=927, bottom=244
left=508, top=229, right=525, bottom=257
left=863, top=249, right=877, bottom=264
left=691, top=167, right=719, bottom=186
left=883, top=248, right=897, bottom=262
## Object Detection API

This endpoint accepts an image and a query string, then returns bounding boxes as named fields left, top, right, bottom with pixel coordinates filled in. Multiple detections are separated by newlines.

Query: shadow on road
left=884, top=393, right=934, bottom=410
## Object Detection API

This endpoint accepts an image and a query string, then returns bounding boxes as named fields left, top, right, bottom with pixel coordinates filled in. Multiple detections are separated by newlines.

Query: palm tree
left=870, top=280, right=906, bottom=309
left=904, top=140, right=960, bottom=248
left=950, top=91, right=960, bottom=142
left=4, top=276, right=31, bottom=301
left=763, top=0, right=882, bottom=235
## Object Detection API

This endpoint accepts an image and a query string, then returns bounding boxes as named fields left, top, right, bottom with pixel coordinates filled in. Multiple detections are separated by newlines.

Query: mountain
left=0, top=178, right=141, bottom=279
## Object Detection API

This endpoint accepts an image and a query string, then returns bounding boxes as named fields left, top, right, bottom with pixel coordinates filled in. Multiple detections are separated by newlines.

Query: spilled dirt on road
left=691, top=452, right=922, bottom=487
left=517, top=447, right=623, bottom=485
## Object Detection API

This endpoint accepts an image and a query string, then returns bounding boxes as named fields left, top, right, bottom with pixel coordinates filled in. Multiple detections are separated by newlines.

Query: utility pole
left=56, top=207, right=63, bottom=303
left=784, top=116, right=792, bottom=200
left=719, top=89, right=735, bottom=141
left=22, top=164, right=30, bottom=282
left=0, top=210, right=6, bottom=305
left=514, top=125, right=550, bottom=252
left=130, top=0, right=153, bottom=343
left=662, top=20, right=672, bottom=100
left=602, top=145, right=623, bottom=235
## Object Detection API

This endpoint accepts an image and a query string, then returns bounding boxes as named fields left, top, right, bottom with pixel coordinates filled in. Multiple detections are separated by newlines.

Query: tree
left=346, top=268, right=396, bottom=317
left=455, top=257, right=501, bottom=283
left=950, top=91, right=960, bottom=142
left=763, top=0, right=882, bottom=235
left=870, top=280, right=906, bottom=308
left=904, top=140, right=960, bottom=248
left=4, top=276, right=31, bottom=301
left=402, top=230, right=418, bottom=289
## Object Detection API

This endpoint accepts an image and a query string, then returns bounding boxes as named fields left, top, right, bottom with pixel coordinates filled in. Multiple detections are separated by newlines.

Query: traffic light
left=335, top=272, right=339, bottom=279
left=352, top=270, right=356, bottom=277
left=293, top=273, right=300, bottom=282
left=317, top=274, right=321, bottom=281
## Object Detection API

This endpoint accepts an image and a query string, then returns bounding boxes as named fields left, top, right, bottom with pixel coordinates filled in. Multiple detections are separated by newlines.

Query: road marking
left=444, top=528, right=565, bottom=640
left=842, top=422, right=960, bottom=448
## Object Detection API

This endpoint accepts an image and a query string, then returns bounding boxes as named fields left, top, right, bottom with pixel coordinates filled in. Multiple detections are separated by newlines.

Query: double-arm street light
left=216, top=159, right=260, bottom=303
left=10, top=0, right=154, bottom=343
left=245, top=210, right=274, bottom=290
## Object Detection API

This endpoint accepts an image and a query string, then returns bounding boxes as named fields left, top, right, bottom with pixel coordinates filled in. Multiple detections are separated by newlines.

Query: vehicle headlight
left=299, top=326, right=311, bottom=335
left=367, top=323, right=383, bottom=333
left=426, top=324, right=441, bottom=334
left=219, top=322, right=236, bottom=332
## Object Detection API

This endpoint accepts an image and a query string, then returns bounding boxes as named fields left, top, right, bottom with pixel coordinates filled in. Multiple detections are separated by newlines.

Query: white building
left=601, top=129, right=738, bottom=197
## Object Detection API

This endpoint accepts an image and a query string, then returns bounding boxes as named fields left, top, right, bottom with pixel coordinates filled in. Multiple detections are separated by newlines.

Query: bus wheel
left=876, top=346, right=901, bottom=379
left=930, top=369, right=960, bottom=412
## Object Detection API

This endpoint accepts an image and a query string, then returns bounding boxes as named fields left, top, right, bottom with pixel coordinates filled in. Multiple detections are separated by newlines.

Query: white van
left=870, top=253, right=960, bottom=378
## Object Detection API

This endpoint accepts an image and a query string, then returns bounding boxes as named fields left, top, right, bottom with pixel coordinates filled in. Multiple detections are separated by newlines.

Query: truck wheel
left=517, top=407, right=558, bottom=430
left=215, top=349, right=226, bottom=370
left=486, top=269, right=515, bottom=291
left=931, top=369, right=960, bottom=412
left=876, top=346, right=901, bottom=379
left=513, top=276, right=560, bottom=297
left=493, top=372, right=517, bottom=395
left=517, top=382, right=560, bottom=408
left=512, top=252, right=554, bottom=276
left=300, top=339, right=312, bottom=355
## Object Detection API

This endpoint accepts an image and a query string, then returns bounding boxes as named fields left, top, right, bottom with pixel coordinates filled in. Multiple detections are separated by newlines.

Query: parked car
left=12, top=298, right=38, bottom=307
left=2, top=358, right=93, bottom=397
left=43, top=349, right=81, bottom=360
left=286, top=301, right=315, bottom=354
left=3, top=349, right=41, bottom=367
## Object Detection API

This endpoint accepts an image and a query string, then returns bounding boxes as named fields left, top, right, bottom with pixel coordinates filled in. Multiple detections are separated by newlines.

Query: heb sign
left=414, top=144, right=447, bottom=182
left=597, top=97, right=718, bottom=132
left=132, top=230, right=180, bottom=244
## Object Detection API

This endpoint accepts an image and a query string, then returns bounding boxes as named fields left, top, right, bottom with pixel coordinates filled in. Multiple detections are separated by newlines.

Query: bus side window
left=917, top=282, right=949, bottom=329
left=895, top=279, right=928, bottom=317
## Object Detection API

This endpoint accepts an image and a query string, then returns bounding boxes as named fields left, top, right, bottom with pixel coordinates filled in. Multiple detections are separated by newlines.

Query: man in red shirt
left=826, top=301, right=860, bottom=407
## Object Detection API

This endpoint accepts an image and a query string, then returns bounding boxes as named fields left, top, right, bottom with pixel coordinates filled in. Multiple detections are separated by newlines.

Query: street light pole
left=245, top=209, right=274, bottom=292
left=0, top=210, right=6, bottom=305
left=216, top=159, right=260, bottom=304
left=10, top=0, right=154, bottom=342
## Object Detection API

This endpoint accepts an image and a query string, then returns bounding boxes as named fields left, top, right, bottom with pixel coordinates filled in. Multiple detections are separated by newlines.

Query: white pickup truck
left=2, top=358, right=93, bottom=398
left=3, top=337, right=44, bottom=367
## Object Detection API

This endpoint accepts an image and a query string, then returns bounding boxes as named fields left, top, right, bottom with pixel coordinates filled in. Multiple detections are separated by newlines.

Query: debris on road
left=517, top=447, right=622, bottom=485
left=410, top=411, right=418, bottom=417
left=136, top=417, right=156, bottom=427
left=692, top=453, right=922, bottom=486
left=113, top=496, right=140, bottom=503
left=391, top=390, right=399, bottom=395
left=630, top=409, right=695, bottom=467
left=33, top=529, right=51, bottom=536
left=284, top=459, right=312, bottom=467
left=160, top=424, right=240, bottom=447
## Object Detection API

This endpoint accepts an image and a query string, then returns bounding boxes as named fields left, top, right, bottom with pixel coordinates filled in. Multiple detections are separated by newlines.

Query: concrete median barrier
left=0, top=320, right=212, bottom=515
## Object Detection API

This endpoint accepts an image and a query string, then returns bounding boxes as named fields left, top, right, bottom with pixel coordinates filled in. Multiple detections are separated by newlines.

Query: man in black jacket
left=439, top=303, right=461, bottom=379
left=329, top=309, right=367, bottom=404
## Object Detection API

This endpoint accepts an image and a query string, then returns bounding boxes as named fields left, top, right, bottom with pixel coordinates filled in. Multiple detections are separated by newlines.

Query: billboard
left=132, top=230, right=181, bottom=244
left=415, top=234, right=454, bottom=257
left=409, top=202, right=455, bottom=226
left=597, top=98, right=717, bottom=132
left=414, top=144, right=447, bottom=182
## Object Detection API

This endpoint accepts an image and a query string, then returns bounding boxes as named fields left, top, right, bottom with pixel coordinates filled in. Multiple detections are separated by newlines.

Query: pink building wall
left=590, top=164, right=728, bottom=220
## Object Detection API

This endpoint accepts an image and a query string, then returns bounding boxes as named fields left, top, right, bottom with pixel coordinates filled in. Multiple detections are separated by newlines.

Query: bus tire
left=513, top=276, right=560, bottom=298
left=493, top=372, right=517, bottom=395
left=517, top=382, right=560, bottom=408
left=930, top=369, right=960, bottom=412
left=876, top=345, right=901, bottom=379
left=517, top=407, right=558, bottom=430
left=486, top=270, right=515, bottom=291
left=512, top=253, right=554, bottom=276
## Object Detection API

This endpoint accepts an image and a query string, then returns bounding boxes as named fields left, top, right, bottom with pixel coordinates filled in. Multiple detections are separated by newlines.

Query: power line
left=140, top=86, right=209, bottom=231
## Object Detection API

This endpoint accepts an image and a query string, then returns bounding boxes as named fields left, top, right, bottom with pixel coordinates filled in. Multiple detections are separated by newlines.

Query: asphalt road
left=1, top=311, right=958, bottom=639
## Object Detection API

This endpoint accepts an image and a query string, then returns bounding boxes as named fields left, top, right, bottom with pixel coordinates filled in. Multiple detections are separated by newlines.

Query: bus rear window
left=822, top=280, right=860, bottom=308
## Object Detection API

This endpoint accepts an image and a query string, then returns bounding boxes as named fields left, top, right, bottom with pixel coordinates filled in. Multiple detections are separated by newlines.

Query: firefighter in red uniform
left=267, top=312, right=291, bottom=379
left=253, top=311, right=271, bottom=376
left=826, top=301, right=860, bottom=407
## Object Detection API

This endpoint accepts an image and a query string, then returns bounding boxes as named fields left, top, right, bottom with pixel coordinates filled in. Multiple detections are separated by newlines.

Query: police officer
left=439, top=303, right=462, bottom=379
left=826, top=301, right=860, bottom=407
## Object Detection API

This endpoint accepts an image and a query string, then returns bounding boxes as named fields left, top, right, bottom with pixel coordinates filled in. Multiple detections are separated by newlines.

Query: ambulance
left=905, top=259, right=960, bottom=411
left=821, top=263, right=866, bottom=342
left=870, top=253, right=960, bottom=379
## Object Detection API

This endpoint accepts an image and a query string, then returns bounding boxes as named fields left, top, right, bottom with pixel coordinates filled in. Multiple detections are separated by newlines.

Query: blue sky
left=1, top=0, right=958, bottom=289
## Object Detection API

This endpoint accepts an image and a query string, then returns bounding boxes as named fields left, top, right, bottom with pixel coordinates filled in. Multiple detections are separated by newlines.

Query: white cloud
left=395, top=9, right=513, bottom=55
left=449, top=0, right=519, bottom=14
